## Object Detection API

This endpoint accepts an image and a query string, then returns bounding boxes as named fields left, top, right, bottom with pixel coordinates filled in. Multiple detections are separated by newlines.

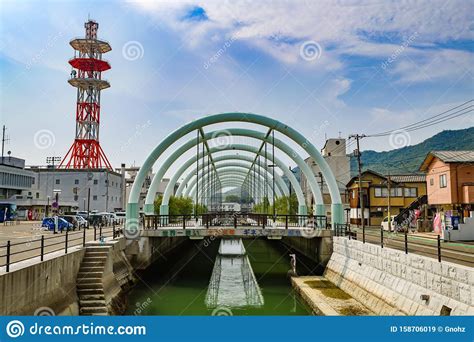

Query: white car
left=381, top=215, right=396, bottom=231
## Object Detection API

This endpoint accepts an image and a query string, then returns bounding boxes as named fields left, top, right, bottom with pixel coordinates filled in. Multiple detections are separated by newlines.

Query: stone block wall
left=325, top=237, right=474, bottom=315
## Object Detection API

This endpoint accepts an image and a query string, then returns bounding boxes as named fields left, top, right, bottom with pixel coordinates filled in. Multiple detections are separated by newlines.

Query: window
left=74, top=195, right=78, bottom=201
left=430, top=178, right=434, bottom=186
left=93, top=195, right=98, bottom=200
left=75, top=179, right=79, bottom=185
left=404, top=188, right=417, bottom=197
left=36, top=192, right=39, bottom=199
left=390, top=188, right=403, bottom=197
left=374, top=188, right=382, bottom=197
left=440, top=174, right=447, bottom=188
left=93, top=179, right=98, bottom=185
left=55, top=179, right=60, bottom=185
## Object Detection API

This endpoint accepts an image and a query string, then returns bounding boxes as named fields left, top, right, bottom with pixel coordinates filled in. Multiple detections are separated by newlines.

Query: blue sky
left=0, top=0, right=473, bottom=176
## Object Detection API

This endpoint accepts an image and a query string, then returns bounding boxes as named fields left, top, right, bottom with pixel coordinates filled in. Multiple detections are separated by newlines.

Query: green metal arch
left=143, top=128, right=323, bottom=216
left=171, top=147, right=305, bottom=210
left=182, top=161, right=288, bottom=198
left=127, top=113, right=343, bottom=230
left=185, top=165, right=284, bottom=199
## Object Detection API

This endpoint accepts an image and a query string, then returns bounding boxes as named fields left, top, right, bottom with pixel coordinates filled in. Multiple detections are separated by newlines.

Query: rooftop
left=419, top=150, right=474, bottom=171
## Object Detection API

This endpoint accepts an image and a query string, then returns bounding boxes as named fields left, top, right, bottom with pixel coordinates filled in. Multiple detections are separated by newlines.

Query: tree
left=225, top=194, right=240, bottom=202
left=154, top=195, right=205, bottom=215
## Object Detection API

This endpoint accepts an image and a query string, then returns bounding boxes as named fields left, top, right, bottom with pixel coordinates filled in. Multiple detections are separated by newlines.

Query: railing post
left=404, top=230, right=408, bottom=254
left=83, top=228, right=86, bottom=247
left=99, top=225, right=103, bottom=240
left=65, top=229, right=68, bottom=254
left=41, top=235, right=45, bottom=261
left=362, top=225, right=365, bottom=244
left=183, top=215, right=186, bottom=229
left=113, top=224, right=116, bottom=239
left=285, top=215, right=288, bottom=229
left=437, top=235, right=441, bottom=262
left=234, top=215, right=237, bottom=229
left=94, top=225, right=97, bottom=240
left=380, top=226, right=384, bottom=248
left=6, top=240, right=11, bottom=272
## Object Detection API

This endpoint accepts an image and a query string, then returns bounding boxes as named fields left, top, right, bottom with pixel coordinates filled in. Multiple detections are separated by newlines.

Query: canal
left=126, top=238, right=315, bottom=315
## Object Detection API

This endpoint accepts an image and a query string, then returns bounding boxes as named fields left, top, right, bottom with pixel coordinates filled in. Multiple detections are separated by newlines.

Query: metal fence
left=336, top=225, right=444, bottom=263
left=0, top=223, right=123, bottom=273
left=143, top=213, right=328, bottom=230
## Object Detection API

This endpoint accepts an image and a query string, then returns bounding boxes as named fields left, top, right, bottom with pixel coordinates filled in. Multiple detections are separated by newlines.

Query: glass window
left=404, top=187, right=417, bottom=197
left=93, top=195, right=98, bottom=200
left=75, top=179, right=79, bottom=185
left=440, top=174, right=447, bottom=188
left=430, top=178, right=434, bottom=186
left=74, top=195, right=78, bottom=201
left=93, top=179, right=98, bottom=185
left=55, top=179, right=60, bottom=185
left=374, top=188, right=382, bottom=197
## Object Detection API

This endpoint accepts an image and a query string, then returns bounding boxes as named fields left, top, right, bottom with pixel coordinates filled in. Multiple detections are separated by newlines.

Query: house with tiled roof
left=419, top=150, right=474, bottom=216
left=346, top=170, right=427, bottom=226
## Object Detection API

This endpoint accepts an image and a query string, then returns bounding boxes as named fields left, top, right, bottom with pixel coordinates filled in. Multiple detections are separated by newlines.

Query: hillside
left=351, top=127, right=474, bottom=175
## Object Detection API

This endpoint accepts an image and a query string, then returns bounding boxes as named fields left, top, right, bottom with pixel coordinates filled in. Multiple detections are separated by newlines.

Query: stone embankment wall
left=0, top=236, right=188, bottom=315
left=325, top=237, right=474, bottom=315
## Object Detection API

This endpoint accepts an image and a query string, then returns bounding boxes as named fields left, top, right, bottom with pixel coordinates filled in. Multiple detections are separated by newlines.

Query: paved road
left=0, top=221, right=122, bottom=269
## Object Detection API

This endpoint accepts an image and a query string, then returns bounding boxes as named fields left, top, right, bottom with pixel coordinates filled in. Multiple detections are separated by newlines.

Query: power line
left=367, top=100, right=473, bottom=137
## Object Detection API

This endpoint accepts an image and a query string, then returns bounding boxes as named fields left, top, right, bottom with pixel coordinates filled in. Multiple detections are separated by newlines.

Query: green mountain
left=351, top=127, right=474, bottom=175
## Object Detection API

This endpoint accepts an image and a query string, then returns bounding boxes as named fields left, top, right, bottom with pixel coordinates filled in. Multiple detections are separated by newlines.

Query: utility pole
left=387, top=172, right=391, bottom=232
left=349, top=134, right=366, bottom=243
left=1, top=125, right=10, bottom=164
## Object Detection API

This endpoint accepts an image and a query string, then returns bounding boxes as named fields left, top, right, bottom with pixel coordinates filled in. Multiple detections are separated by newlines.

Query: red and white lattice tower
left=60, top=19, right=113, bottom=170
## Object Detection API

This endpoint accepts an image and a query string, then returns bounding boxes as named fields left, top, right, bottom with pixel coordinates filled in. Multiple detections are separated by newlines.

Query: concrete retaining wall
left=282, top=233, right=333, bottom=270
left=325, top=237, right=474, bottom=315
left=0, top=248, right=85, bottom=315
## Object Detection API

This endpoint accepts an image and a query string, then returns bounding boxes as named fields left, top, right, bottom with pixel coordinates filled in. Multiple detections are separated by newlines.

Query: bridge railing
left=0, top=225, right=123, bottom=273
left=143, top=213, right=328, bottom=230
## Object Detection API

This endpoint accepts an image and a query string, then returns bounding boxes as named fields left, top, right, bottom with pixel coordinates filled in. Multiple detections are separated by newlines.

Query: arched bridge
left=125, top=113, right=345, bottom=239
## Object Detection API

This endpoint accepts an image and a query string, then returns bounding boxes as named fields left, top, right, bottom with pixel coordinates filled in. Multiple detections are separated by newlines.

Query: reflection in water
left=206, top=239, right=264, bottom=309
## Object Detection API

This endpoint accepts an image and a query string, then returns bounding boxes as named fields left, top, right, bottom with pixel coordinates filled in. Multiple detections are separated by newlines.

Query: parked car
left=41, top=217, right=73, bottom=231
left=60, top=215, right=80, bottom=230
left=76, top=215, right=89, bottom=229
left=381, top=215, right=396, bottom=232
left=76, top=211, right=89, bottom=219
left=88, top=214, right=106, bottom=227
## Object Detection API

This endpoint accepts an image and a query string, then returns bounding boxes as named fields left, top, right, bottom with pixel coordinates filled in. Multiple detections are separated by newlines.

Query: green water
left=125, top=238, right=313, bottom=315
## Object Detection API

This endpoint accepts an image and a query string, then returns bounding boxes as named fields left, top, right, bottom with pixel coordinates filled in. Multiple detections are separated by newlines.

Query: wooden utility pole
left=350, top=134, right=366, bottom=242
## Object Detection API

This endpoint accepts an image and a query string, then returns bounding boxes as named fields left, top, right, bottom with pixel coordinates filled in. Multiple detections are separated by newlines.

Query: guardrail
left=143, top=213, right=328, bottom=230
left=0, top=222, right=123, bottom=273
left=336, top=225, right=444, bottom=263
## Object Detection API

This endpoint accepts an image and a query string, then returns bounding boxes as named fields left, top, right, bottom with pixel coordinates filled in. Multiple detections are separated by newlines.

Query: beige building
left=300, top=138, right=350, bottom=215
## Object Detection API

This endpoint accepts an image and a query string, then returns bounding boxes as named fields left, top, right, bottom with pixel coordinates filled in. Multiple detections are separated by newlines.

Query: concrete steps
left=76, top=246, right=111, bottom=316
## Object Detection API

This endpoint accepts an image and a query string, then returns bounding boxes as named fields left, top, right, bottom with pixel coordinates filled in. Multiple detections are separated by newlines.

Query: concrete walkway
left=292, top=276, right=373, bottom=316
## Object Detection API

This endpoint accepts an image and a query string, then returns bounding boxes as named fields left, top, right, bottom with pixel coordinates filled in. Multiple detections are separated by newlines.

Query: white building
left=300, top=138, right=350, bottom=216
left=28, top=166, right=124, bottom=213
